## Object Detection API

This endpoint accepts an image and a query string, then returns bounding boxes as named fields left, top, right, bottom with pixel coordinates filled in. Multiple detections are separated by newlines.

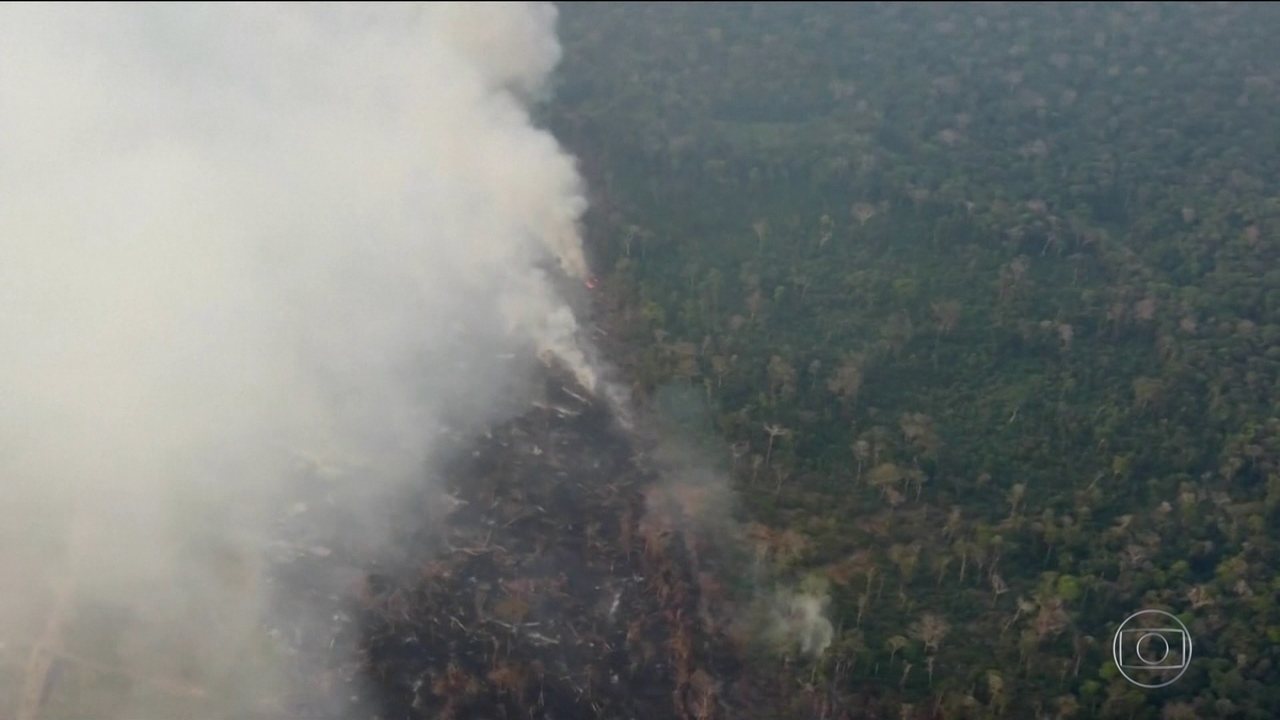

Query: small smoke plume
left=761, top=584, right=835, bottom=658
left=645, top=385, right=833, bottom=659
left=0, top=3, right=606, bottom=716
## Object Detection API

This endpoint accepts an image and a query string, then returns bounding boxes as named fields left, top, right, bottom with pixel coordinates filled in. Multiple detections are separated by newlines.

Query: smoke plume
left=647, top=385, right=834, bottom=660
left=0, top=3, right=601, bottom=716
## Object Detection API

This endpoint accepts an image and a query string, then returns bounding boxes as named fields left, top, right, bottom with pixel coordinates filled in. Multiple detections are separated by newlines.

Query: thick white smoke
left=0, top=3, right=600, bottom=716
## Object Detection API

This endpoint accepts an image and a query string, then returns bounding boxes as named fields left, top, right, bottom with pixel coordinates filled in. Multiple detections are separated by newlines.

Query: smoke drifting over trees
left=0, top=3, right=600, bottom=715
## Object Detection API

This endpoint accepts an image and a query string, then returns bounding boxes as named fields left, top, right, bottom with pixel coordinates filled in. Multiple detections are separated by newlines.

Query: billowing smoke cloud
left=0, top=3, right=601, bottom=716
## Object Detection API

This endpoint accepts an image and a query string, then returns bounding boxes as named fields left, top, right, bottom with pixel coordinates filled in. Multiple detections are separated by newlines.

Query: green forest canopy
left=550, top=4, right=1280, bottom=719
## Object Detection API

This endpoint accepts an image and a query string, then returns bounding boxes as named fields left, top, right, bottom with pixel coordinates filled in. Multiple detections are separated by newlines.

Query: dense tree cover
left=549, top=3, right=1280, bottom=718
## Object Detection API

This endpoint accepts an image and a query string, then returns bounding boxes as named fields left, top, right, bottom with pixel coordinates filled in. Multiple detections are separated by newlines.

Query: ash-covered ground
left=263, top=367, right=763, bottom=720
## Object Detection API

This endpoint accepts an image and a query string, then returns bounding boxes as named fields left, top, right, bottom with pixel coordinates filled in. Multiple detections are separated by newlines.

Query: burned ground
left=349, top=373, right=741, bottom=720
left=261, top=368, right=778, bottom=720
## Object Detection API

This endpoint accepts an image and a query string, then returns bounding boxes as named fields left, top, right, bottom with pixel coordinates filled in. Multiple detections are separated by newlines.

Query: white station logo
left=1112, top=609, right=1193, bottom=688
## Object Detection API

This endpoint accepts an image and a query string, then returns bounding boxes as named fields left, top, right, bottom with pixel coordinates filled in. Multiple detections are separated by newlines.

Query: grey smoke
left=0, top=3, right=599, bottom=715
